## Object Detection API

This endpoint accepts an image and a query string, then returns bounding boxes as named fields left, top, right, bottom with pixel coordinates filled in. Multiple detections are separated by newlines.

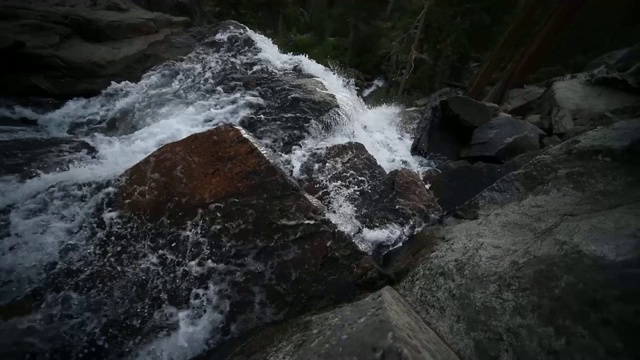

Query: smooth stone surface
left=460, top=116, right=544, bottom=163
left=399, top=120, right=640, bottom=360
left=209, top=287, right=460, bottom=360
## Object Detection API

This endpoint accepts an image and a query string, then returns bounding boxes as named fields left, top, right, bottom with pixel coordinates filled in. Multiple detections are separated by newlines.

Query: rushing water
left=0, top=26, right=430, bottom=359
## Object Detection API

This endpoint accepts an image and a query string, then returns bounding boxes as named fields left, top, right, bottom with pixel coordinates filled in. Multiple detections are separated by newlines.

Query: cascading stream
left=0, top=26, right=431, bottom=360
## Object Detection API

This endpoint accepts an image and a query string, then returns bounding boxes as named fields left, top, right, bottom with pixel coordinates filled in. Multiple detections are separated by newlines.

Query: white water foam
left=133, top=286, right=226, bottom=360
left=361, top=77, right=386, bottom=98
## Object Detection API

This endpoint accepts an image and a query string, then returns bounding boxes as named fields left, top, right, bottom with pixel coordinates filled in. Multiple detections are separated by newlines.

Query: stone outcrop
left=0, top=1, right=197, bottom=98
left=411, top=88, right=467, bottom=162
left=500, top=85, right=546, bottom=115
left=540, top=77, right=640, bottom=134
left=399, top=120, right=640, bottom=360
left=300, top=142, right=441, bottom=253
left=423, top=152, right=537, bottom=214
left=442, top=95, right=494, bottom=128
left=460, top=116, right=544, bottom=163
left=15, top=125, right=380, bottom=359
left=209, top=287, right=460, bottom=360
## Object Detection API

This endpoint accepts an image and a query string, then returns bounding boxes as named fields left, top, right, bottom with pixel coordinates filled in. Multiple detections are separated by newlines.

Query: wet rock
left=500, top=85, right=546, bottom=115
left=540, top=77, right=640, bottom=134
left=0, top=1, right=195, bottom=98
left=300, top=142, right=441, bottom=253
left=209, top=287, right=460, bottom=360
left=460, top=116, right=544, bottom=163
left=240, top=76, right=339, bottom=153
left=19, top=124, right=378, bottom=358
left=442, top=95, right=494, bottom=128
left=0, top=138, right=97, bottom=179
left=398, top=120, right=640, bottom=360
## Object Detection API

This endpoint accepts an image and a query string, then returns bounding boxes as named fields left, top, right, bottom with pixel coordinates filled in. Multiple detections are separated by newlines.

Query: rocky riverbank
left=0, top=1, right=639, bottom=359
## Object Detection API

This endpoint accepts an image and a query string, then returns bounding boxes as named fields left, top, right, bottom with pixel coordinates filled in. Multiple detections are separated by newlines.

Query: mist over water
left=0, top=27, right=430, bottom=359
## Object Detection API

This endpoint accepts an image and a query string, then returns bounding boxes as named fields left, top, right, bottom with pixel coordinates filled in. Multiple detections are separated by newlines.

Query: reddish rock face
left=70, top=124, right=383, bottom=353
left=119, top=124, right=312, bottom=222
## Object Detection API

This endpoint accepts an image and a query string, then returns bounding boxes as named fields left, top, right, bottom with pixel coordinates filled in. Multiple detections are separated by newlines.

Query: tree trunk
left=385, top=0, right=395, bottom=19
left=486, top=0, right=587, bottom=103
left=347, top=20, right=356, bottom=65
left=397, top=0, right=430, bottom=97
left=466, top=0, right=548, bottom=100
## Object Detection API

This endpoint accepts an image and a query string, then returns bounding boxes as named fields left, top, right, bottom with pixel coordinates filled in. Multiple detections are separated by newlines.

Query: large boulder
left=299, top=142, right=441, bottom=254
left=209, top=287, right=460, bottom=360
left=540, top=77, right=640, bottom=134
left=412, top=93, right=498, bottom=163
left=398, top=119, right=640, bottom=360
left=460, top=116, right=544, bottom=163
left=441, top=95, right=494, bottom=128
left=411, top=88, right=467, bottom=162
left=2, top=125, right=380, bottom=359
left=0, top=1, right=196, bottom=98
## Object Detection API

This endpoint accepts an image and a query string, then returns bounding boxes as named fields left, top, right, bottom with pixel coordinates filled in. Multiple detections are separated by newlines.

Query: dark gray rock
left=411, top=88, right=467, bottom=162
left=442, top=95, right=494, bottom=128
left=585, top=43, right=640, bottom=73
left=423, top=152, right=538, bottom=214
left=542, top=135, right=562, bottom=148
left=300, top=142, right=441, bottom=254
left=589, top=65, right=640, bottom=94
left=461, top=116, right=544, bottom=163
left=0, top=137, right=97, bottom=179
left=131, top=0, right=210, bottom=25
left=0, top=1, right=195, bottom=98
left=483, top=102, right=500, bottom=116
left=525, top=113, right=548, bottom=131
left=500, top=86, right=546, bottom=115
left=209, top=287, right=460, bottom=360
left=540, top=77, right=640, bottom=134
left=398, top=119, right=640, bottom=360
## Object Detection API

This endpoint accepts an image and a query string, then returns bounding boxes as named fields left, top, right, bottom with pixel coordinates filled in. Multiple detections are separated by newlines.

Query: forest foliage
left=203, top=0, right=640, bottom=101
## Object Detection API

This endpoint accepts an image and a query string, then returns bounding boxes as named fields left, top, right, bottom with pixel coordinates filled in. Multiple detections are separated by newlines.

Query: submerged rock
left=209, top=287, right=460, bottom=360
left=423, top=152, right=538, bottom=214
left=399, top=119, right=640, bottom=360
